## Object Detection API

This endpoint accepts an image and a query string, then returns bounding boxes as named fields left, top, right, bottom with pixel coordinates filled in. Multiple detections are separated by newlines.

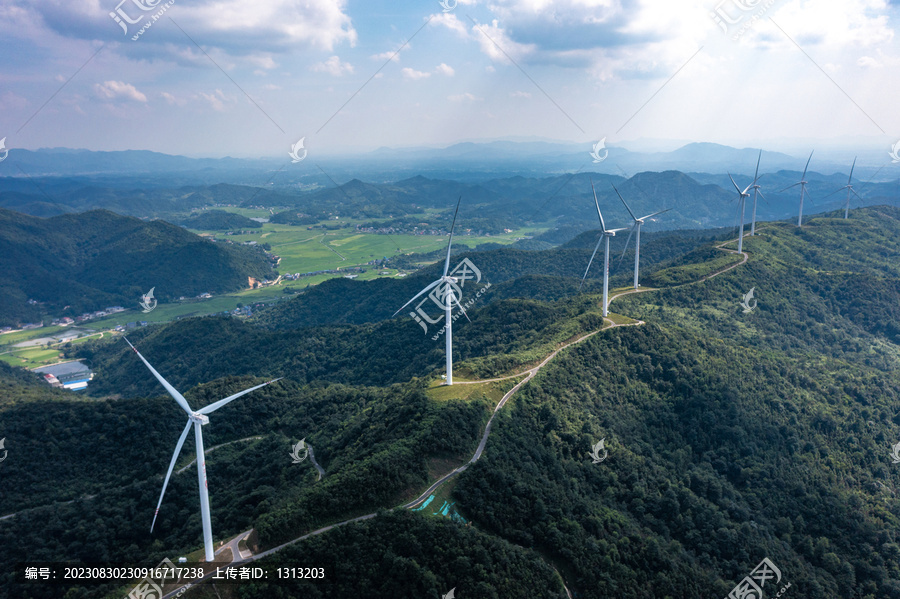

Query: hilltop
left=2, top=207, right=900, bottom=598
left=0, top=208, right=274, bottom=326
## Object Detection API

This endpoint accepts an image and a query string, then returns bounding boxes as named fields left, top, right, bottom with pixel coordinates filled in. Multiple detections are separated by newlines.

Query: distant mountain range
left=1, top=141, right=895, bottom=183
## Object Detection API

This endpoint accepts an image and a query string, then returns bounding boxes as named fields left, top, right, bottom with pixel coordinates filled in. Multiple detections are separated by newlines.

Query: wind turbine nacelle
left=191, top=413, right=210, bottom=425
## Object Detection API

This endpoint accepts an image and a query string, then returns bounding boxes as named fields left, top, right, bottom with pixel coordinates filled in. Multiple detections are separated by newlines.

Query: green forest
left=3, top=207, right=900, bottom=598
left=0, top=208, right=274, bottom=326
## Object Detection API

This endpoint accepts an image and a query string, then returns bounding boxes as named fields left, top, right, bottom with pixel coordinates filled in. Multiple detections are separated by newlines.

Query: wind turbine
left=393, top=197, right=468, bottom=385
left=748, top=152, right=765, bottom=235
left=125, top=338, right=281, bottom=562
left=780, top=151, right=814, bottom=227
left=840, top=157, right=860, bottom=219
left=727, top=151, right=761, bottom=253
left=613, top=185, right=670, bottom=290
left=580, top=179, right=628, bottom=317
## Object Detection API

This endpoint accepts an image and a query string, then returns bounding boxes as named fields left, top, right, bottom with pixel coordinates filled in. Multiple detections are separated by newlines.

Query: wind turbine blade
left=821, top=187, right=844, bottom=201
left=779, top=182, right=801, bottom=192
left=617, top=225, right=636, bottom=265
left=590, top=178, right=606, bottom=232
left=198, top=378, right=283, bottom=415
left=638, top=208, right=672, bottom=221
left=151, top=420, right=192, bottom=532
left=728, top=173, right=742, bottom=195
left=580, top=236, right=604, bottom=291
left=848, top=157, right=857, bottom=184
left=851, top=188, right=863, bottom=200
left=392, top=279, right=442, bottom=317
left=802, top=150, right=813, bottom=179
left=443, top=196, right=462, bottom=277
left=124, top=337, right=192, bottom=415
left=612, top=184, right=637, bottom=221
left=753, top=150, right=762, bottom=182
left=453, top=295, right=471, bottom=323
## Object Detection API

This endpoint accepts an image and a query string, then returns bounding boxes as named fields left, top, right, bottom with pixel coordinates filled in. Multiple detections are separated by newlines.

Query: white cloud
left=197, top=89, right=228, bottom=111
left=371, top=43, right=409, bottom=62
left=858, top=55, right=881, bottom=67
left=510, top=90, right=531, bottom=98
left=160, top=92, right=186, bottom=106
left=402, top=67, right=431, bottom=79
left=435, top=63, right=455, bottom=76
left=94, top=81, right=147, bottom=102
left=449, top=92, right=480, bottom=102
left=430, top=12, right=469, bottom=37
left=11, top=0, right=357, bottom=54
left=311, top=55, right=354, bottom=76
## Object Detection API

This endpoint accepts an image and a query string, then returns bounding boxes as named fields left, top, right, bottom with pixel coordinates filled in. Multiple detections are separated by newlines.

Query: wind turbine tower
left=394, top=198, right=468, bottom=385
left=728, top=152, right=761, bottom=253
left=781, top=151, right=813, bottom=227
left=842, top=157, right=860, bottom=219
left=581, top=179, right=628, bottom=317
left=125, top=338, right=281, bottom=562
left=613, top=185, right=670, bottom=290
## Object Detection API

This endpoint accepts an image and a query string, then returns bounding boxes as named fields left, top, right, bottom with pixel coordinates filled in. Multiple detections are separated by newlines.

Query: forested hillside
left=0, top=208, right=274, bottom=326
left=3, top=207, right=900, bottom=598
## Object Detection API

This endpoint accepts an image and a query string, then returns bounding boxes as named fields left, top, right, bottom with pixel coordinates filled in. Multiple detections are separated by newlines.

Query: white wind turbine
left=840, top=157, right=860, bottom=219
left=393, top=197, right=468, bottom=385
left=125, top=338, right=281, bottom=562
left=580, top=179, right=628, bottom=317
left=613, top=184, right=670, bottom=290
left=748, top=152, right=766, bottom=236
left=780, top=151, right=814, bottom=227
left=727, top=151, right=761, bottom=253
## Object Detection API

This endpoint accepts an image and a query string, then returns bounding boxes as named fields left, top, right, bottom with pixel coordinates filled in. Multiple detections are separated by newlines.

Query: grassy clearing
left=425, top=377, right=523, bottom=406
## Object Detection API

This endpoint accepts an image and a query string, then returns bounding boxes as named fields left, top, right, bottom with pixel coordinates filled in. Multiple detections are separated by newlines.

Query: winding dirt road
left=159, top=238, right=751, bottom=598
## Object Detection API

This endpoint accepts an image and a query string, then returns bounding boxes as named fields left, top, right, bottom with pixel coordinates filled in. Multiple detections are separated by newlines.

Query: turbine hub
left=190, top=412, right=210, bottom=425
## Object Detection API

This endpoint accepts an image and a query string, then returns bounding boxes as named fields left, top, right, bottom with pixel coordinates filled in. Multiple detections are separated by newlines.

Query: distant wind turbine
left=840, top=157, right=861, bottom=219
left=393, top=197, right=468, bottom=385
left=580, top=179, right=628, bottom=317
left=780, top=151, right=814, bottom=227
left=125, top=338, right=281, bottom=562
left=747, top=151, right=765, bottom=236
left=727, top=151, right=761, bottom=253
left=613, top=185, right=670, bottom=290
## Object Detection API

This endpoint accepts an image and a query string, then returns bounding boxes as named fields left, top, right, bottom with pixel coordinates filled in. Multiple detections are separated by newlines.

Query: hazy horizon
left=2, top=0, right=900, bottom=167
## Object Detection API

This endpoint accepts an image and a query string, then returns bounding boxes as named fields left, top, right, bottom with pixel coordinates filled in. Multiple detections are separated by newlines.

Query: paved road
left=176, top=436, right=262, bottom=474
left=307, top=445, right=325, bottom=481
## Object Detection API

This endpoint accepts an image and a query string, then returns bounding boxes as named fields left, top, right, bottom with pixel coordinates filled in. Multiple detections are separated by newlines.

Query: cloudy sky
left=1, top=0, right=899, bottom=158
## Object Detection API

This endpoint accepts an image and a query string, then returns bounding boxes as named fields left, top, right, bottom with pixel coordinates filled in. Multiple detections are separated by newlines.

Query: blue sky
left=2, top=0, right=899, bottom=160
